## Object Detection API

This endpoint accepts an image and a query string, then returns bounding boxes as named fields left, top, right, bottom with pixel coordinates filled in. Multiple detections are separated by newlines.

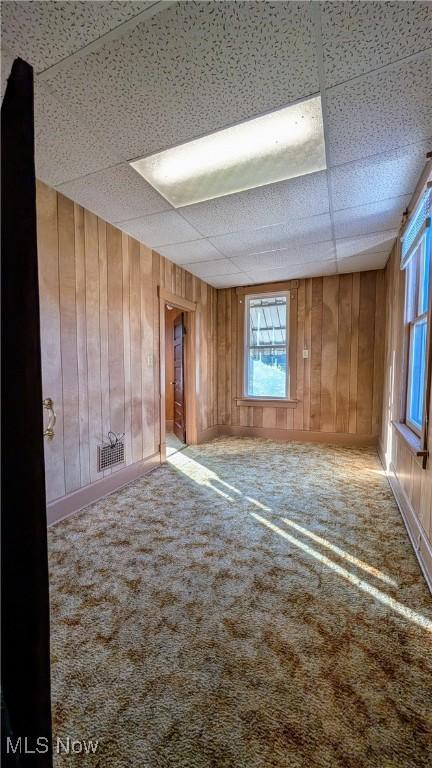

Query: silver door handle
left=43, top=397, right=56, bottom=440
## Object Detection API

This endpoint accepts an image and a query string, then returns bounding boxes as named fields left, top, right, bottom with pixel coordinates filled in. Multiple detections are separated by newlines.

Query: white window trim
left=244, top=290, right=290, bottom=400
left=401, top=185, right=431, bottom=444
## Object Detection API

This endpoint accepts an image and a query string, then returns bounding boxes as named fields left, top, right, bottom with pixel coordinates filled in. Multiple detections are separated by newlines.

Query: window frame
left=243, top=289, right=294, bottom=402
left=405, top=232, right=429, bottom=437
left=398, top=182, right=432, bottom=464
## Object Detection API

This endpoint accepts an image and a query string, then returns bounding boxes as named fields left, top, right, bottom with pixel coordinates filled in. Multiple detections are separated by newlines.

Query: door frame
left=158, top=287, right=198, bottom=461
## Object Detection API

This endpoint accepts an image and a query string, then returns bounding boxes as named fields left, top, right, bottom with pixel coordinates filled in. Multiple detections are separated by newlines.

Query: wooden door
left=173, top=313, right=186, bottom=443
left=2, top=58, right=53, bottom=765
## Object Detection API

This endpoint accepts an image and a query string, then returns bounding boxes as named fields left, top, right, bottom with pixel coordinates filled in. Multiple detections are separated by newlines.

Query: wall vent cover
left=97, top=435, right=125, bottom=472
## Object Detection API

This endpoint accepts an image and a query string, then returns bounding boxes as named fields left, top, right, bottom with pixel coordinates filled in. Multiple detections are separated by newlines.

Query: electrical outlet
left=302, top=349, right=309, bottom=359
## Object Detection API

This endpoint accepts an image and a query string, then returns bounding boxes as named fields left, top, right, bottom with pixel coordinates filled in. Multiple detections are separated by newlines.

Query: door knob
left=43, top=397, right=56, bottom=440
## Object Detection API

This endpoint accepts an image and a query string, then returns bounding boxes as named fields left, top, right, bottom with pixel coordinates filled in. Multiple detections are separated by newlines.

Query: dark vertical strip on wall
left=1, top=59, right=53, bottom=765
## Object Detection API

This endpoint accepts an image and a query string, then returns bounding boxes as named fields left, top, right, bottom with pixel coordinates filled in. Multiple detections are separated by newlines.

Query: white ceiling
left=1, top=1, right=431, bottom=288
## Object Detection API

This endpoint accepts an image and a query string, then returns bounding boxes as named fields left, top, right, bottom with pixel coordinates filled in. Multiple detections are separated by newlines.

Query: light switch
left=147, top=353, right=153, bottom=367
left=302, top=349, right=309, bottom=359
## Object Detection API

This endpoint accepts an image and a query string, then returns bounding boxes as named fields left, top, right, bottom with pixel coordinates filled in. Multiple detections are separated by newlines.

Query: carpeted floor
left=166, top=431, right=187, bottom=456
left=48, top=437, right=432, bottom=768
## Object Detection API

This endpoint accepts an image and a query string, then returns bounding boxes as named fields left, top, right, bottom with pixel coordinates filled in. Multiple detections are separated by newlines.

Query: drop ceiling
left=1, top=0, right=431, bottom=288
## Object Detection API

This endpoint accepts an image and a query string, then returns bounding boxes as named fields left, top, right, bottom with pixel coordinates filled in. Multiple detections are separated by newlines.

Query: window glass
left=407, top=318, right=427, bottom=432
left=246, top=295, right=288, bottom=398
left=247, top=347, right=287, bottom=397
left=419, top=230, right=431, bottom=315
left=403, top=189, right=431, bottom=436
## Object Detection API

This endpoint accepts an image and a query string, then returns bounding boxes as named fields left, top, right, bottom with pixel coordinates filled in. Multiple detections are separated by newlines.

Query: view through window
left=402, top=186, right=431, bottom=436
left=245, top=293, right=289, bottom=398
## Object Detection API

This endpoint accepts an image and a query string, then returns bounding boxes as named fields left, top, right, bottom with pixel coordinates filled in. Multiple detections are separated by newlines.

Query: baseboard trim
left=216, top=425, right=377, bottom=447
left=378, top=442, right=432, bottom=595
left=47, top=452, right=160, bottom=526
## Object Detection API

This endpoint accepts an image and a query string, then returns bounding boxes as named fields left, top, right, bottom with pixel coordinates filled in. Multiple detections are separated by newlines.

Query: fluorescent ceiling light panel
left=130, top=95, right=326, bottom=208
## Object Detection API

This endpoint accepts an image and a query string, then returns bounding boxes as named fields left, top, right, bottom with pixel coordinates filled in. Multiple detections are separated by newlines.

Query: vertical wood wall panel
left=310, top=277, right=323, bottom=431
left=336, top=274, right=352, bottom=433
left=348, top=273, right=360, bottom=434
left=357, top=271, right=376, bottom=435
left=372, top=270, right=385, bottom=437
left=98, top=218, right=111, bottom=477
left=37, top=182, right=65, bottom=501
left=129, top=239, right=143, bottom=463
left=74, top=203, right=90, bottom=487
left=36, top=181, right=217, bottom=504
left=140, top=246, right=154, bottom=456
left=107, top=224, right=125, bottom=444
left=217, top=289, right=227, bottom=424
left=294, top=281, right=305, bottom=430
left=151, top=250, right=161, bottom=453
left=122, top=233, right=132, bottom=465
left=231, top=291, right=240, bottom=426
left=84, top=209, right=102, bottom=483
left=320, top=276, right=339, bottom=432
left=58, top=193, right=80, bottom=493
left=303, top=279, right=312, bottom=430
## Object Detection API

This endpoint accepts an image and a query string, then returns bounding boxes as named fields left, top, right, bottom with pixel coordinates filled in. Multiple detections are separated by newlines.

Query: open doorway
left=159, top=287, right=197, bottom=462
left=165, top=306, right=187, bottom=455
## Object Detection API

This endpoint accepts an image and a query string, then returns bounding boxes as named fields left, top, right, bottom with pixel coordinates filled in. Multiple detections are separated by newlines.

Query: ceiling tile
left=57, top=163, right=170, bottom=223
left=180, top=172, right=329, bottom=237
left=247, top=260, right=338, bottom=283
left=326, top=51, right=432, bottom=166
left=184, top=259, right=239, bottom=279
left=336, top=231, right=397, bottom=260
left=1, top=1, right=152, bottom=71
left=157, top=239, right=223, bottom=265
left=337, top=252, right=389, bottom=273
left=209, top=213, right=332, bottom=258
left=117, top=210, right=201, bottom=247
left=208, top=273, right=251, bottom=289
left=1, top=48, right=15, bottom=101
left=34, top=83, right=120, bottom=186
left=321, top=1, right=432, bottom=88
left=333, top=197, right=410, bottom=239
left=43, top=1, right=319, bottom=159
left=232, top=241, right=335, bottom=272
left=329, top=141, right=431, bottom=210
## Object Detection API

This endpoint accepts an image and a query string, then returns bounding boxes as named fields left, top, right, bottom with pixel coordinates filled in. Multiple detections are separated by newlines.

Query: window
left=245, top=293, right=289, bottom=398
left=401, top=185, right=431, bottom=437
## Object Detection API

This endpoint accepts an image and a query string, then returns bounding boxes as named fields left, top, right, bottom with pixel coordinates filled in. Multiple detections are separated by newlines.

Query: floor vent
left=97, top=434, right=125, bottom=472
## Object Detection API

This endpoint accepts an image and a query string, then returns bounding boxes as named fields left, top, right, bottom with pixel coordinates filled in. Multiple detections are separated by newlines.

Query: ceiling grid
left=1, top=0, right=430, bottom=288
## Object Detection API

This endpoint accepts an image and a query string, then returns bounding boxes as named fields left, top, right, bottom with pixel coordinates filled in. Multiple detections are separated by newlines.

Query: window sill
left=235, top=397, right=298, bottom=409
left=391, top=421, right=428, bottom=466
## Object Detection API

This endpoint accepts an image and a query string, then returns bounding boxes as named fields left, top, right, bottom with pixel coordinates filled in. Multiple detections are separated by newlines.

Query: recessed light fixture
left=130, top=95, right=326, bottom=208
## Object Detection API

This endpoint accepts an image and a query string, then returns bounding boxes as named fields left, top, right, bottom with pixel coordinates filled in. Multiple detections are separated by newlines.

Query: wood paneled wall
left=217, top=272, right=385, bottom=441
left=380, top=243, right=432, bottom=584
left=36, top=181, right=217, bottom=505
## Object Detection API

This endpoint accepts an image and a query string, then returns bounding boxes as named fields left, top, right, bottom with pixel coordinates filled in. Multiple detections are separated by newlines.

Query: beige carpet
left=48, top=438, right=432, bottom=768
left=166, top=431, right=187, bottom=456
